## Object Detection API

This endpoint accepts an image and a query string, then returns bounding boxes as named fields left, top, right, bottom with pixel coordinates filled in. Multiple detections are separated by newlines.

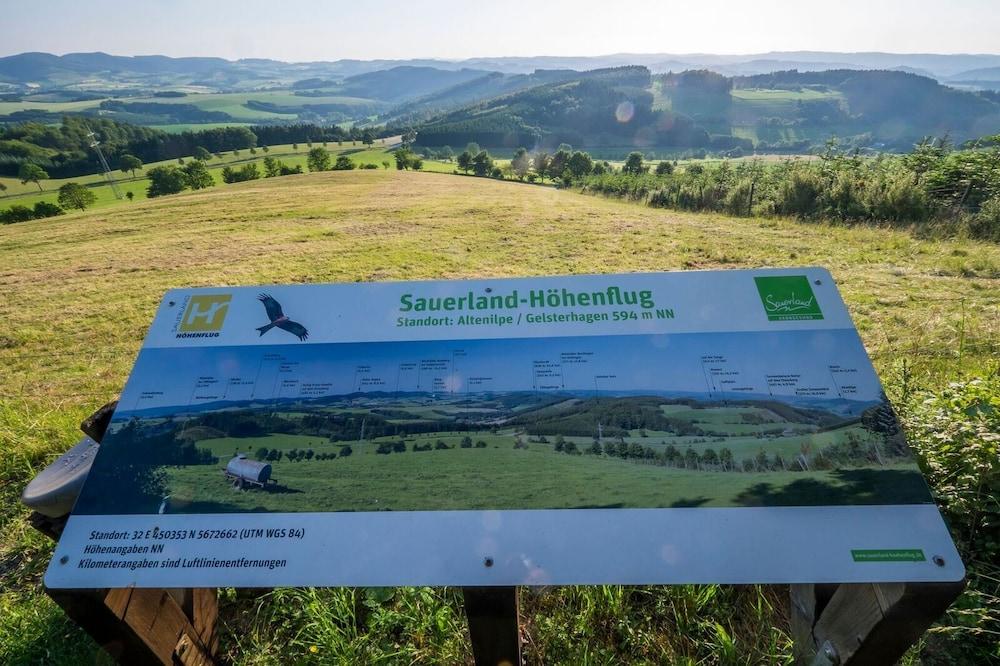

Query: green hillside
left=2, top=170, right=997, bottom=663
left=408, top=67, right=1000, bottom=154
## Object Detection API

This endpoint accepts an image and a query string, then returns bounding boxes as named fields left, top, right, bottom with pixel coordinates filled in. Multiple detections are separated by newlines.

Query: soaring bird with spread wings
left=256, top=294, right=309, bottom=341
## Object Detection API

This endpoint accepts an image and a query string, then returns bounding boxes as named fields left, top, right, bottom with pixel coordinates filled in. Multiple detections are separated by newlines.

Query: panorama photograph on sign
left=74, top=327, right=931, bottom=517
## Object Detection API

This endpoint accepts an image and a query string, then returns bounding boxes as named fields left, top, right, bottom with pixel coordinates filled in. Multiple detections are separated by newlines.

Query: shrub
left=898, top=371, right=1000, bottom=660
left=863, top=172, right=931, bottom=222
left=33, top=201, right=64, bottom=218
left=147, top=165, right=188, bottom=197
left=333, top=156, right=355, bottom=170
left=0, top=204, right=36, bottom=224
left=777, top=170, right=822, bottom=218
left=970, top=195, right=1000, bottom=241
left=475, top=440, right=487, bottom=448
left=221, top=163, right=260, bottom=183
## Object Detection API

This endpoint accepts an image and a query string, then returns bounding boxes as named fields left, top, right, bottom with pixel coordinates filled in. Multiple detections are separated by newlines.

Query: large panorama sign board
left=47, top=268, right=963, bottom=589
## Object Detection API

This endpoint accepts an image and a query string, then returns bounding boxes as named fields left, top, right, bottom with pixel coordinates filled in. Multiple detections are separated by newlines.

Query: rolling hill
left=2, top=167, right=998, bottom=663
left=405, top=66, right=1000, bottom=152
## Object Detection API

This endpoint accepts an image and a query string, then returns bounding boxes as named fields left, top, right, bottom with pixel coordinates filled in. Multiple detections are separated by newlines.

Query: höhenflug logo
left=753, top=276, right=823, bottom=321
left=177, top=294, right=232, bottom=338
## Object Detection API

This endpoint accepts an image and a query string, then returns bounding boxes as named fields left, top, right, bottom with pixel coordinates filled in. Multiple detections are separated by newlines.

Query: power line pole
left=88, top=132, right=124, bottom=200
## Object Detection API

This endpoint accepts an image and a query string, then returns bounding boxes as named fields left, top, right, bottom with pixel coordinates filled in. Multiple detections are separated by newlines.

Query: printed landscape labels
left=46, top=268, right=964, bottom=588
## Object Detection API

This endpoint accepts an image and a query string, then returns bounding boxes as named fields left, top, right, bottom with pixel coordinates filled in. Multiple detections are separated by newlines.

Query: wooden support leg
left=45, top=586, right=218, bottom=665
left=463, top=587, right=521, bottom=666
left=790, top=580, right=965, bottom=665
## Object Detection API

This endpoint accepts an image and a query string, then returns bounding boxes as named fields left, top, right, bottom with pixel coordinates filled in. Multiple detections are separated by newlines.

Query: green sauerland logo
left=754, top=276, right=823, bottom=321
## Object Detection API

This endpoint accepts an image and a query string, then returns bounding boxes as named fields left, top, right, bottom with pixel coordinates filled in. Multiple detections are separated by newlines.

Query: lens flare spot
left=615, top=100, right=635, bottom=123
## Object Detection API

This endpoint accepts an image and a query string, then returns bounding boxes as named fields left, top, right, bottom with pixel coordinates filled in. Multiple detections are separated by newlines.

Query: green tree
left=655, top=161, right=674, bottom=175
left=307, top=147, right=331, bottom=172
left=438, top=145, right=454, bottom=161
left=362, top=129, right=375, bottom=146
left=456, top=151, right=473, bottom=174
left=623, top=151, right=647, bottom=175
left=333, top=156, right=355, bottom=170
left=146, top=166, right=188, bottom=197
left=0, top=182, right=6, bottom=196
left=182, top=160, right=214, bottom=190
left=460, top=436, right=473, bottom=448
left=194, top=146, right=212, bottom=161
left=18, top=163, right=48, bottom=191
left=511, top=148, right=531, bottom=180
left=395, top=148, right=416, bottom=170
left=472, top=150, right=493, bottom=177
left=381, top=160, right=390, bottom=170
left=533, top=152, right=550, bottom=181
left=261, top=145, right=270, bottom=153
left=401, top=129, right=417, bottom=147
left=125, top=191, right=134, bottom=202
left=465, top=142, right=480, bottom=156
left=549, top=149, right=570, bottom=179
left=119, top=154, right=143, bottom=178
left=567, top=151, right=594, bottom=179
left=255, top=447, right=269, bottom=461
left=263, top=156, right=280, bottom=178
left=56, top=182, right=96, bottom=211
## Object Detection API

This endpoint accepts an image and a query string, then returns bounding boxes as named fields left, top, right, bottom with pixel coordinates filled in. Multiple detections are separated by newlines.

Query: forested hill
left=407, top=66, right=1000, bottom=153
left=406, top=66, right=696, bottom=151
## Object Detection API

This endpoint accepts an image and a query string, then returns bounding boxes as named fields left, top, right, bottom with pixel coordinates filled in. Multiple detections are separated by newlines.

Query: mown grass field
left=2, top=169, right=998, bottom=663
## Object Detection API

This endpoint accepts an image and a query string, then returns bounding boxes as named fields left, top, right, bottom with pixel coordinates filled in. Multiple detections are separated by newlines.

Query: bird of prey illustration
left=256, top=294, right=309, bottom=341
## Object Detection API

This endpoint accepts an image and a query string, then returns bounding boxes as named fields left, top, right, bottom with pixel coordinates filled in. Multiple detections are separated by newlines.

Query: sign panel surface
left=46, top=268, right=963, bottom=588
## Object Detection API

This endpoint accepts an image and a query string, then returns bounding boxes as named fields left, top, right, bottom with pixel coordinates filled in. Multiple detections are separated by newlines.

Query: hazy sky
left=6, top=0, right=999, bottom=60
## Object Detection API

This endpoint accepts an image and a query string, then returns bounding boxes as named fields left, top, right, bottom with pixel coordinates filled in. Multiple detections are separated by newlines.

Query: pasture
left=170, top=436, right=927, bottom=514
left=0, top=139, right=397, bottom=209
left=1, top=169, right=997, bottom=663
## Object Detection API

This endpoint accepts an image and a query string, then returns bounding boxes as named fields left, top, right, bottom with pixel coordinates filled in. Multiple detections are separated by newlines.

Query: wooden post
left=790, top=580, right=965, bottom=665
left=45, top=586, right=217, bottom=665
left=463, top=587, right=521, bottom=666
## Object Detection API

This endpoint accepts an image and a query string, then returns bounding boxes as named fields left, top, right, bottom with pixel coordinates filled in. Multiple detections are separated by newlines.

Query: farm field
left=1, top=169, right=998, bottom=664
left=167, top=440, right=926, bottom=514
left=0, top=90, right=384, bottom=123
left=0, top=138, right=397, bottom=208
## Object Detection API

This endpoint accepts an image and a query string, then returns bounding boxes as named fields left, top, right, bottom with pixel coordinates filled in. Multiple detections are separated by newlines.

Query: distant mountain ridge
left=4, top=50, right=1000, bottom=87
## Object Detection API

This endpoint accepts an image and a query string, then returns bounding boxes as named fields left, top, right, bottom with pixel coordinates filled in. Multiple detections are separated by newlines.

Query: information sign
left=46, top=268, right=963, bottom=588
